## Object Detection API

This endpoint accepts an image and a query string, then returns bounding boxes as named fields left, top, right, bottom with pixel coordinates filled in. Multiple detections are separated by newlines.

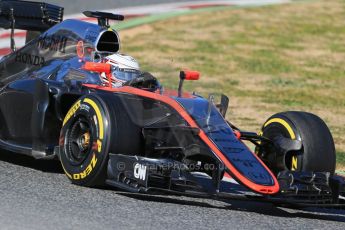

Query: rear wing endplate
left=0, top=0, right=63, bottom=31
left=0, top=0, right=64, bottom=51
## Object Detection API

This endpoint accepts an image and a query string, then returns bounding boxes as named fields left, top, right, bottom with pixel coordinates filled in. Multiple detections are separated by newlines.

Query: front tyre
left=257, top=111, right=336, bottom=174
left=59, top=95, right=111, bottom=186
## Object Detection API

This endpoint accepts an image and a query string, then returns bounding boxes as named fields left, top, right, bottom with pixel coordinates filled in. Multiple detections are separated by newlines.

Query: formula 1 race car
left=0, top=0, right=344, bottom=208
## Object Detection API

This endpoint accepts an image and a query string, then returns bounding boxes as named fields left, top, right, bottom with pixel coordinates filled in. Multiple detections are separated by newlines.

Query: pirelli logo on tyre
left=72, top=154, right=98, bottom=180
left=63, top=100, right=81, bottom=126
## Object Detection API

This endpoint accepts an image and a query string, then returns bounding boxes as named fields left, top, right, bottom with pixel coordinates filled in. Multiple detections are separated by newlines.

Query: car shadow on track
left=115, top=191, right=345, bottom=223
left=1, top=150, right=345, bottom=222
left=0, top=150, right=64, bottom=173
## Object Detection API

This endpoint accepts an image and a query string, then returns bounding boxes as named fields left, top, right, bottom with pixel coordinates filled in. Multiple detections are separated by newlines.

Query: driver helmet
left=102, top=53, right=141, bottom=87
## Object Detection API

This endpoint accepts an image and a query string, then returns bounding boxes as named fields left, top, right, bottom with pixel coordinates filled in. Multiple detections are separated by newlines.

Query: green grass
left=337, top=152, right=345, bottom=169
left=121, top=0, right=345, bottom=169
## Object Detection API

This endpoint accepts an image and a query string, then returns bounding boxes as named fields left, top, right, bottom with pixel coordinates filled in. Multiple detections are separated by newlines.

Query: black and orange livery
left=0, top=0, right=344, bottom=208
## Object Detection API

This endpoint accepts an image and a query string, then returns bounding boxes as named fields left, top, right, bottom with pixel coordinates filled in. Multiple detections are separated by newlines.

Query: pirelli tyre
left=258, top=111, right=336, bottom=174
left=59, top=94, right=142, bottom=186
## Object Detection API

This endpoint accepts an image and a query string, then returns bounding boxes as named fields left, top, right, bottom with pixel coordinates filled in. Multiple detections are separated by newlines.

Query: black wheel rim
left=65, top=116, right=93, bottom=165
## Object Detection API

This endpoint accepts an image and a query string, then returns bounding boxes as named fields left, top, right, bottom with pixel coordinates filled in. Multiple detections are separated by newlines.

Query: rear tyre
left=59, top=94, right=142, bottom=186
left=257, top=111, right=336, bottom=174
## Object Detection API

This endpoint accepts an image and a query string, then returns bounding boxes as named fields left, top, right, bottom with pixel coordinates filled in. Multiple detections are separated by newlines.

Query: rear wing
left=0, top=0, right=64, bottom=31
left=83, top=11, right=124, bottom=28
left=0, top=0, right=63, bottom=51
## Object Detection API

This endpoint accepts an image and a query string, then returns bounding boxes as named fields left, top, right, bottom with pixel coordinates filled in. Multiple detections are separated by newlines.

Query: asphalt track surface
left=1, top=152, right=345, bottom=230
left=1, top=1, right=345, bottom=229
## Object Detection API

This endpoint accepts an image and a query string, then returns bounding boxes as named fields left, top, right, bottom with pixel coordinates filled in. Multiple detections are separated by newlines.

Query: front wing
left=106, top=154, right=345, bottom=209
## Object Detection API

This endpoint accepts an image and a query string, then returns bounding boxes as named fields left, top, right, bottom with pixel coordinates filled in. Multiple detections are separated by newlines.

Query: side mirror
left=178, top=70, right=200, bottom=97
left=82, top=62, right=112, bottom=88
left=180, top=70, right=200, bottom=81
left=82, top=62, right=111, bottom=74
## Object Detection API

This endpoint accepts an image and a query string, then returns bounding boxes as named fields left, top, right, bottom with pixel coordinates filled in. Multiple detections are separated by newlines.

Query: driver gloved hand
left=123, top=72, right=160, bottom=90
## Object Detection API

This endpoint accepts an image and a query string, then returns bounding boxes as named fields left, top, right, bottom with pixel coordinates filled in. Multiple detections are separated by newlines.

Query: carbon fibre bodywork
left=0, top=15, right=121, bottom=156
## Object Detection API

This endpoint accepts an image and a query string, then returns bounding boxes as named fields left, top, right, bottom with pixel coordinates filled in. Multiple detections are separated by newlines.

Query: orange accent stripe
left=83, top=84, right=280, bottom=194
left=224, top=172, right=232, bottom=178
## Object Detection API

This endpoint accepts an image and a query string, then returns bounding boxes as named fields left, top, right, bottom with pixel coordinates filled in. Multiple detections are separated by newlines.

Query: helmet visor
left=112, top=67, right=141, bottom=82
